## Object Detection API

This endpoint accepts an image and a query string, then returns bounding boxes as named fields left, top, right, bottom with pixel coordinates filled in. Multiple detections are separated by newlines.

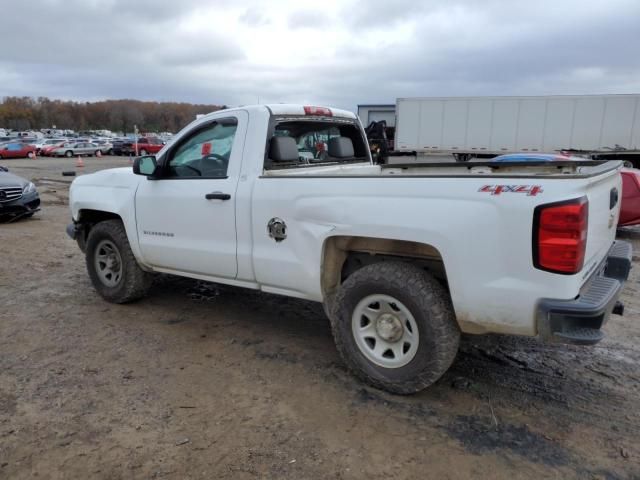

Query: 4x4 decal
left=479, top=185, right=543, bottom=196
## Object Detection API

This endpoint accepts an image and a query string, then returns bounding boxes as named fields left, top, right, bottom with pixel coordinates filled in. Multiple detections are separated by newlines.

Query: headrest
left=269, top=136, right=299, bottom=162
left=328, top=137, right=354, bottom=158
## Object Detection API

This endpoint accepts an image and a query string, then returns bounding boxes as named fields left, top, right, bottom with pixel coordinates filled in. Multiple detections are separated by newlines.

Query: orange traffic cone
left=96, top=150, right=102, bottom=158
left=76, top=156, right=84, bottom=168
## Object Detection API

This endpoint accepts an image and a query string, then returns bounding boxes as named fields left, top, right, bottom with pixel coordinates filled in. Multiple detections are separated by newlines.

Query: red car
left=0, top=143, right=37, bottom=159
left=620, top=168, right=640, bottom=227
left=125, top=137, right=164, bottom=156
left=40, top=141, right=67, bottom=156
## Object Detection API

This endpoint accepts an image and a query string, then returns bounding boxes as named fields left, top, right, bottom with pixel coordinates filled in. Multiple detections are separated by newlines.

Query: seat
left=270, top=137, right=299, bottom=162
left=328, top=137, right=355, bottom=158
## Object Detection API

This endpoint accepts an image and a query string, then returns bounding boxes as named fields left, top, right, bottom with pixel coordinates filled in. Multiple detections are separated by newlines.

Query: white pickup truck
left=67, top=104, right=632, bottom=394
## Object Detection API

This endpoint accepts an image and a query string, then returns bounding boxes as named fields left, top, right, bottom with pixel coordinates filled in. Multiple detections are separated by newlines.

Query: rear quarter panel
left=250, top=172, right=620, bottom=336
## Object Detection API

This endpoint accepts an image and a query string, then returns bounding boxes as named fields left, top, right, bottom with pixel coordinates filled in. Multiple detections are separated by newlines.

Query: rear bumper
left=536, top=240, right=632, bottom=345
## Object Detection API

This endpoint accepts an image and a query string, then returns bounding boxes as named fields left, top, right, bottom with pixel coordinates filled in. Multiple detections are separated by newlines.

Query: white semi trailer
left=384, top=95, right=640, bottom=165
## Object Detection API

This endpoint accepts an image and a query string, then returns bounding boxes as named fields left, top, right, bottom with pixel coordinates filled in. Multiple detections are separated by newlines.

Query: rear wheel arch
left=321, top=236, right=450, bottom=309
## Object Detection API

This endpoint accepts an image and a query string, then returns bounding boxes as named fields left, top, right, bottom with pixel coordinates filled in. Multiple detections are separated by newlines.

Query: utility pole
left=134, top=124, right=138, bottom=156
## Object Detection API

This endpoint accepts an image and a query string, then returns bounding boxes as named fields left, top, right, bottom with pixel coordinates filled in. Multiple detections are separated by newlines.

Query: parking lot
left=1, top=156, right=639, bottom=479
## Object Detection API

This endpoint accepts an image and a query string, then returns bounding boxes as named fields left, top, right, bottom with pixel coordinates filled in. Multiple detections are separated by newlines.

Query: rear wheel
left=27, top=152, right=34, bottom=158
left=139, top=149, right=148, bottom=156
left=65, top=150, right=73, bottom=157
left=85, top=220, right=152, bottom=303
left=330, top=262, right=460, bottom=394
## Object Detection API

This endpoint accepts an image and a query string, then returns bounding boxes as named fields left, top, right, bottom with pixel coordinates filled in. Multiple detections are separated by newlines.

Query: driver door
left=134, top=111, right=247, bottom=279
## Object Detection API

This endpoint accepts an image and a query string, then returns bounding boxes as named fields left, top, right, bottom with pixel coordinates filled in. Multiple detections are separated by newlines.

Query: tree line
left=0, top=97, right=225, bottom=134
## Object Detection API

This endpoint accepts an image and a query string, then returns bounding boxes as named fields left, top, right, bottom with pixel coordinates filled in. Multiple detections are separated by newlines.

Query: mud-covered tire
left=330, top=262, right=459, bottom=394
left=85, top=219, right=152, bottom=303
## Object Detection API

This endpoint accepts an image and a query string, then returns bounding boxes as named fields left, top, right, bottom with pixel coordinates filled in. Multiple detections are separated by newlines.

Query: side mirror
left=133, top=155, right=158, bottom=177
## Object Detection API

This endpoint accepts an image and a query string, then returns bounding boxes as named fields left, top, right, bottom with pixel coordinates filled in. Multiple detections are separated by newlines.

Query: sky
left=2, top=0, right=640, bottom=111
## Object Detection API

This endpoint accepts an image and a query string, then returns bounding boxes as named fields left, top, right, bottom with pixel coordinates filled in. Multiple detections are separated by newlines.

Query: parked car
left=91, top=140, right=114, bottom=155
left=51, top=142, right=101, bottom=157
left=620, top=168, right=640, bottom=227
left=0, top=165, right=40, bottom=220
left=28, top=138, right=62, bottom=155
left=67, top=104, right=631, bottom=395
left=123, top=137, right=165, bottom=156
left=110, top=138, right=130, bottom=156
left=40, top=141, right=69, bottom=156
left=0, top=142, right=37, bottom=159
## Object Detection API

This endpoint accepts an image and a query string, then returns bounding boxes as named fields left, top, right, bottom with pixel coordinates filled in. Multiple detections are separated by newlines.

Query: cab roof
left=205, top=104, right=357, bottom=120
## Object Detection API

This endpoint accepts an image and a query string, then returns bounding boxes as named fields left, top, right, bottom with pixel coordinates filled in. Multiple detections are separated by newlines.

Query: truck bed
left=264, top=159, right=621, bottom=179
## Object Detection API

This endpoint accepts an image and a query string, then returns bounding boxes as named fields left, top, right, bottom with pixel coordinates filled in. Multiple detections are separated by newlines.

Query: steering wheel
left=201, top=153, right=228, bottom=169
left=202, top=153, right=227, bottom=163
left=201, top=153, right=228, bottom=174
left=178, top=163, right=202, bottom=176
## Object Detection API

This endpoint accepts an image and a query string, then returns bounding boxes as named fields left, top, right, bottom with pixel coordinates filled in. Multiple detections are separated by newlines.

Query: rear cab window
left=264, top=116, right=369, bottom=170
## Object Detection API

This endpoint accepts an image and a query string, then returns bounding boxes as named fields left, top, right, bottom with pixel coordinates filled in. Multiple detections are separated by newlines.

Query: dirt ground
left=1, top=156, right=639, bottom=479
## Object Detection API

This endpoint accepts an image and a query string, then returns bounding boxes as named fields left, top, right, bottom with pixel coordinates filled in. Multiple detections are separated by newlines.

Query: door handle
left=205, top=192, right=231, bottom=200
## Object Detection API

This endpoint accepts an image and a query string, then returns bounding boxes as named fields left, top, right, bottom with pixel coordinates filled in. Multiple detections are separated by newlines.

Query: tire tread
left=86, top=219, right=152, bottom=303
left=330, top=261, right=459, bottom=394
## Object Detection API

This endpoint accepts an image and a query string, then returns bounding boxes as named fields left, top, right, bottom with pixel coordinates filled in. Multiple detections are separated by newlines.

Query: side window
left=166, top=118, right=237, bottom=178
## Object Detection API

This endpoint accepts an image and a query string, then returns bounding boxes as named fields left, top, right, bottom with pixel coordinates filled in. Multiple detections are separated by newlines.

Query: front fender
left=69, top=168, right=146, bottom=266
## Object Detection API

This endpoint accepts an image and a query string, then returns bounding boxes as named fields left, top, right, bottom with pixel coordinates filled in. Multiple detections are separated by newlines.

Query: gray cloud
left=287, top=10, right=331, bottom=29
left=239, top=8, right=271, bottom=27
left=0, top=0, right=639, bottom=112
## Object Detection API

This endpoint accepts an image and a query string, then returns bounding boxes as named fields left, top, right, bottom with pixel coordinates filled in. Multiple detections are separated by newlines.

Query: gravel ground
left=1, top=156, right=639, bottom=479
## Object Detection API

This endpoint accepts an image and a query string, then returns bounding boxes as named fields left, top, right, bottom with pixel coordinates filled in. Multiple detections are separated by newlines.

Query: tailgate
left=581, top=168, right=622, bottom=279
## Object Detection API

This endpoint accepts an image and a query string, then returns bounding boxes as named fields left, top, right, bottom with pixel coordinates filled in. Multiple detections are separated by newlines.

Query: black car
left=111, top=138, right=132, bottom=156
left=0, top=166, right=40, bottom=221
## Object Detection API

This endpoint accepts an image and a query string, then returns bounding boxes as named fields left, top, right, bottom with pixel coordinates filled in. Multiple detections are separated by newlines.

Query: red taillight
left=533, top=197, right=588, bottom=274
left=304, top=106, right=332, bottom=116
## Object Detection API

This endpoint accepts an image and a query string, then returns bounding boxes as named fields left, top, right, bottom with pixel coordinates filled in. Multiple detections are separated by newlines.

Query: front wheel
left=85, top=220, right=152, bottom=303
left=330, top=262, right=460, bottom=394
left=139, top=149, right=148, bottom=156
left=65, top=150, right=73, bottom=157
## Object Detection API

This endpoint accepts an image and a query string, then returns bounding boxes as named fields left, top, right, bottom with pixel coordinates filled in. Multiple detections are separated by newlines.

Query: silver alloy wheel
left=94, top=239, right=123, bottom=287
left=351, top=294, right=419, bottom=368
